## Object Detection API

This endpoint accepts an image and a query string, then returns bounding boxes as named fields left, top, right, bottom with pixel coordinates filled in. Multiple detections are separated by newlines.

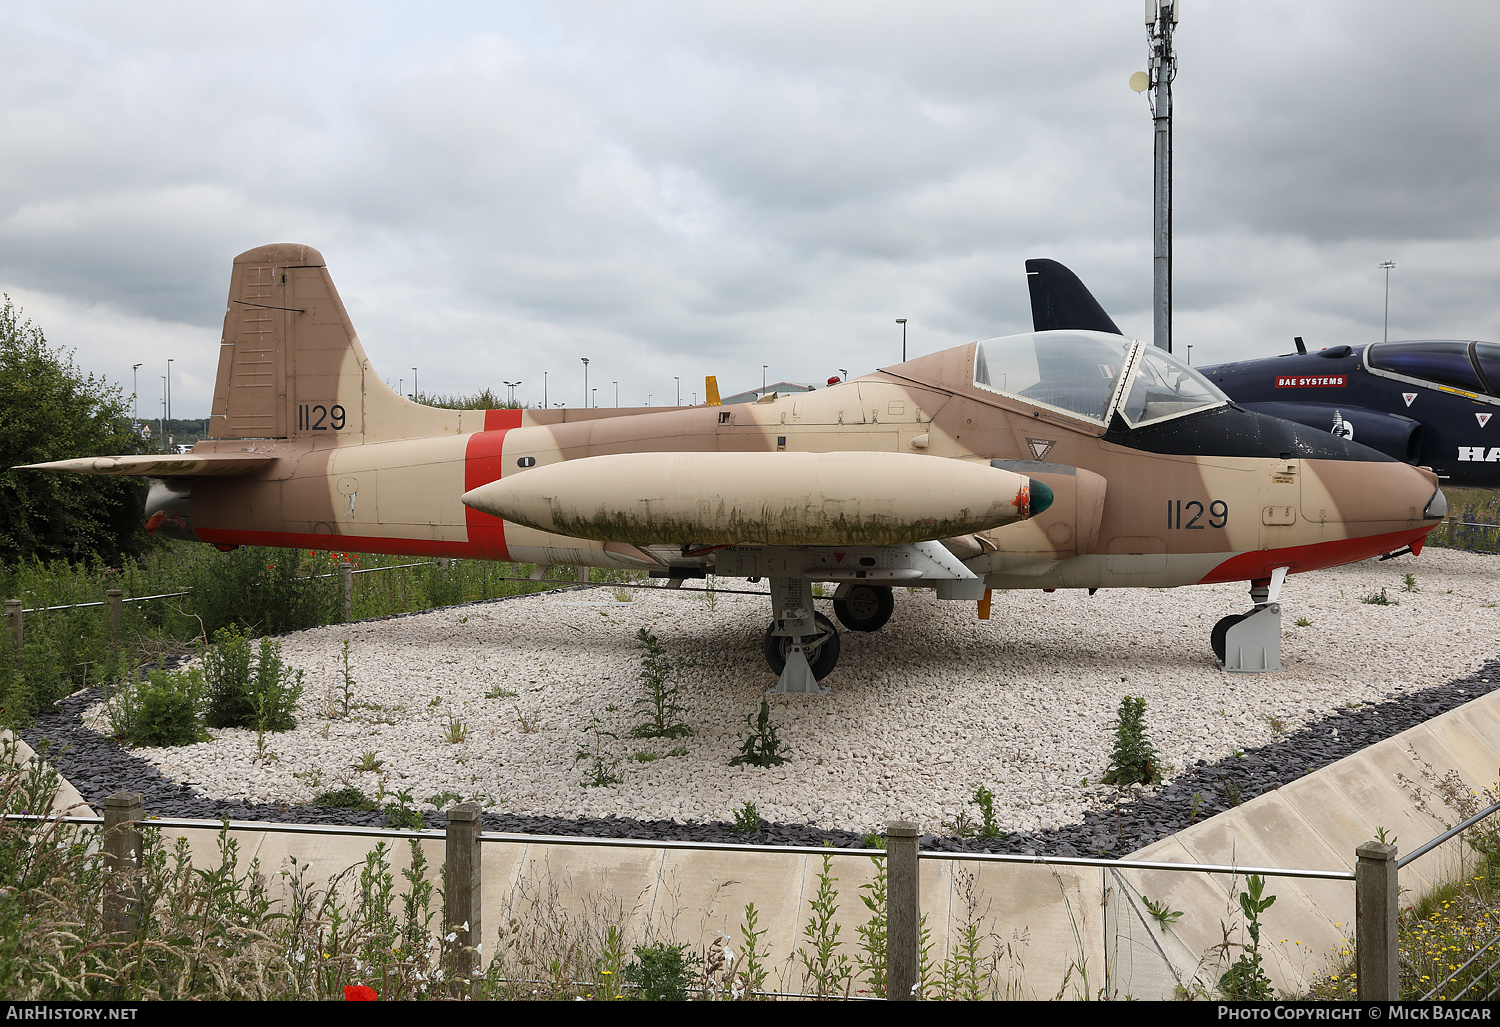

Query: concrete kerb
left=1121, top=687, right=1500, bottom=998
left=8, top=686, right=1500, bottom=999
left=3, top=730, right=90, bottom=817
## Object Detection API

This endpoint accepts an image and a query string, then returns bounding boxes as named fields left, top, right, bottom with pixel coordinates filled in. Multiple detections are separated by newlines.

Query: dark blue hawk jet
left=1025, top=258, right=1500, bottom=488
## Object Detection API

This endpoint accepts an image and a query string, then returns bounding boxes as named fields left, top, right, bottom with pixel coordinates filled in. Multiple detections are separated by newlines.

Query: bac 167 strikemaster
left=22, top=244, right=1448, bottom=689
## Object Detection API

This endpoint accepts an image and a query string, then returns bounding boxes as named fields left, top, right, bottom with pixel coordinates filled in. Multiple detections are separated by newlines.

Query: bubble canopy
left=973, top=331, right=1228, bottom=429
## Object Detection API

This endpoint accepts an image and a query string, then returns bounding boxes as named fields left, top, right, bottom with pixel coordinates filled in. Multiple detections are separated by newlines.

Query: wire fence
left=17, top=786, right=1500, bottom=1001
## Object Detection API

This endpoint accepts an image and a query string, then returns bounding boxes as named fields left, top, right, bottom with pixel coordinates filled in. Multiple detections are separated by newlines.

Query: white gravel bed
left=86, top=548, right=1500, bottom=835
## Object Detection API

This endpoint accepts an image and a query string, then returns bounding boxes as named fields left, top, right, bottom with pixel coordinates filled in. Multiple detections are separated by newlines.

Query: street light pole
left=543, top=371, right=548, bottom=409
left=165, top=359, right=173, bottom=451
left=1380, top=261, right=1397, bottom=343
left=674, top=376, right=680, bottom=406
left=896, top=318, right=907, bottom=361
left=762, top=365, right=768, bottom=396
left=412, top=367, right=418, bottom=402
left=613, top=381, right=618, bottom=406
left=131, top=363, right=141, bottom=420
left=581, top=357, right=590, bottom=407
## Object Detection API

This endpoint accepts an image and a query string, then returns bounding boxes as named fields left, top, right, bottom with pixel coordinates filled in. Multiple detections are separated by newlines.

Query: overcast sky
left=4, top=1, right=1500, bottom=418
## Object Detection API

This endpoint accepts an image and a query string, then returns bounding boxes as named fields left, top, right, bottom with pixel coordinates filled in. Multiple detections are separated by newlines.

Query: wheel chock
left=1219, top=603, right=1284, bottom=673
left=769, top=642, right=827, bottom=695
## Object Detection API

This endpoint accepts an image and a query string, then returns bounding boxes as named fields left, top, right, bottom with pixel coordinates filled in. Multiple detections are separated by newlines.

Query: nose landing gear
left=1212, top=569, right=1287, bottom=673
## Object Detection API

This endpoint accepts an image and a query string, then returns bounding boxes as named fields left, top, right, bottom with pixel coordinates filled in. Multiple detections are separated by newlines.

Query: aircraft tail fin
left=210, top=244, right=482, bottom=442
left=1024, top=258, right=1124, bottom=336
left=705, top=375, right=721, bottom=406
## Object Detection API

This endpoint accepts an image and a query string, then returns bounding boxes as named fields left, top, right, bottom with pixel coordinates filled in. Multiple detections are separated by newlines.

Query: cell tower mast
left=1144, top=0, right=1180, bottom=353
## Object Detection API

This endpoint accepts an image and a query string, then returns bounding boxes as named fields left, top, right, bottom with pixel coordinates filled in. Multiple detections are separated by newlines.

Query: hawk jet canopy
left=974, top=332, right=1228, bottom=429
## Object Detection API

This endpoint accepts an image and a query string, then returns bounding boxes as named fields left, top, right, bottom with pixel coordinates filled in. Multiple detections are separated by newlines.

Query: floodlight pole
left=1380, top=261, right=1397, bottom=343
left=1147, top=0, right=1179, bottom=353
left=131, top=363, right=141, bottom=420
left=896, top=318, right=907, bottom=361
left=581, top=357, right=590, bottom=407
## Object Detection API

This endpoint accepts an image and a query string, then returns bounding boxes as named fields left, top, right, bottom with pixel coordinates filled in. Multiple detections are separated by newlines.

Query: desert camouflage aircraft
left=22, top=244, right=1447, bottom=688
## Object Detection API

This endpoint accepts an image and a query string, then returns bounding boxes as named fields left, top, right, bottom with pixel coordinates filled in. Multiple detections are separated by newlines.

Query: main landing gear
left=763, top=577, right=880, bottom=694
left=832, top=583, right=895, bottom=632
left=1211, top=569, right=1287, bottom=673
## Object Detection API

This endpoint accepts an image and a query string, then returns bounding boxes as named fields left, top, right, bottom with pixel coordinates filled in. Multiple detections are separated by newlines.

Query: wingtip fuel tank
left=462, top=451, right=1045, bottom=547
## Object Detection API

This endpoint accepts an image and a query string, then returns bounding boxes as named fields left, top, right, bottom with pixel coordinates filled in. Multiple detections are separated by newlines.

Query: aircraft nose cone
left=1028, top=479, right=1054, bottom=518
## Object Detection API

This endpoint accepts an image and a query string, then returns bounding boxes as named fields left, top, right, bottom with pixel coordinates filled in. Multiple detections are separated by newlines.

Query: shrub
left=623, top=941, right=700, bottom=1001
left=183, top=546, right=340, bottom=636
left=311, top=786, right=377, bottom=810
left=107, top=667, right=207, bottom=747
left=1102, top=695, right=1161, bottom=786
left=202, top=628, right=303, bottom=732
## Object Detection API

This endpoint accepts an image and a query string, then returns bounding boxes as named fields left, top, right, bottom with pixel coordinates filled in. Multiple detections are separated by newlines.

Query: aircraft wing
left=463, top=451, right=1052, bottom=547
left=15, top=454, right=279, bottom=477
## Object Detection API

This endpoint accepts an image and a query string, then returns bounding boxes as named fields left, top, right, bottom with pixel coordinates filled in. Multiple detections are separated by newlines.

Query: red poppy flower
left=344, top=985, right=378, bottom=1001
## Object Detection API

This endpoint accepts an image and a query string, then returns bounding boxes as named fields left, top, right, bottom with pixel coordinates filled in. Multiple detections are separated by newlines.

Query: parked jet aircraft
left=22, top=245, right=1446, bottom=687
left=1025, top=257, right=1500, bottom=488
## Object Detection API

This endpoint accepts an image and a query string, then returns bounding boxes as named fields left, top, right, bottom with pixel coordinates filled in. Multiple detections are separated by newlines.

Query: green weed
left=629, top=627, right=691, bottom=740
left=730, top=699, right=790, bottom=768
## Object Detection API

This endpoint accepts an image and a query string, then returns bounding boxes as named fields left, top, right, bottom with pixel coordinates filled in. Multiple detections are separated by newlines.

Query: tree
left=0, top=297, right=150, bottom=566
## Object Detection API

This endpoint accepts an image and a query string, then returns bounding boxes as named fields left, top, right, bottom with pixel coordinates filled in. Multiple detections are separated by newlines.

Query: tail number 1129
left=298, top=404, right=347, bottom=431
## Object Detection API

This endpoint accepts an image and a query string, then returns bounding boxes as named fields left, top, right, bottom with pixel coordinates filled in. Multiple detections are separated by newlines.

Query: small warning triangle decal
left=1027, top=438, right=1055, bottom=460
left=1479, top=412, right=1493, bottom=428
left=1402, top=392, right=1417, bottom=407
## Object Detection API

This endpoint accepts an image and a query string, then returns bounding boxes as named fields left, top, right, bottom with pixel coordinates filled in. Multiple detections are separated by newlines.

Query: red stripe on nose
left=1199, top=525, right=1437, bottom=584
left=463, top=409, right=524, bottom=559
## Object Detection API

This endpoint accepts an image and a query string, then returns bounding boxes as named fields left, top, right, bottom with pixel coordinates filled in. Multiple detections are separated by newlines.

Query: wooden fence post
left=886, top=820, right=920, bottom=1001
left=1355, top=839, right=1399, bottom=1001
left=444, top=804, right=483, bottom=996
left=106, top=589, right=124, bottom=648
left=341, top=561, right=353, bottom=622
left=4, top=600, right=20, bottom=663
left=103, top=791, right=144, bottom=937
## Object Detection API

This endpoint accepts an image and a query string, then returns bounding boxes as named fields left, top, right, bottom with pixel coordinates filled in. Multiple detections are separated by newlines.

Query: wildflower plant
left=1101, top=695, right=1161, bottom=786
left=629, top=627, right=692, bottom=740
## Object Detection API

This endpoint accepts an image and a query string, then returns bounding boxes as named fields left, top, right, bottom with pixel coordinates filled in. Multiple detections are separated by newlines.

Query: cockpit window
left=1117, top=345, right=1228, bottom=427
left=1469, top=342, right=1500, bottom=395
left=1368, top=340, right=1487, bottom=394
left=974, top=332, right=1132, bottom=424
left=974, top=331, right=1227, bottom=428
